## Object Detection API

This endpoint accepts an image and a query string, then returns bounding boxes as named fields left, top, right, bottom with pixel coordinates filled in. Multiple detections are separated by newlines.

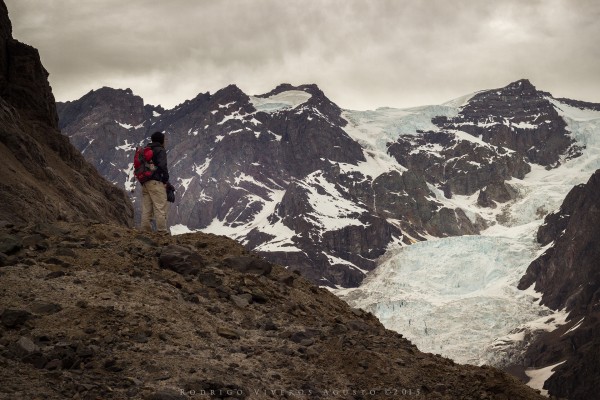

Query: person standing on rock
left=141, top=131, right=170, bottom=233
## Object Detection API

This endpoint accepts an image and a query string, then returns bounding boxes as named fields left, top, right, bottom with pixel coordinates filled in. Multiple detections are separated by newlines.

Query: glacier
left=338, top=227, right=550, bottom=365
left=249, top=90, right=312, bottom=113
left=337, top=99, right=600, bottom=366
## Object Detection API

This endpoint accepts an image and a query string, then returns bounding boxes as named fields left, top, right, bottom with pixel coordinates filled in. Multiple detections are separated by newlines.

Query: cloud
left=5, top=0, right=600, bottom=110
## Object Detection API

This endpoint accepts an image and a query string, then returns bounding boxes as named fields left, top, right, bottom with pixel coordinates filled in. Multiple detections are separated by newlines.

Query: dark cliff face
left=517, top=169, right=600, bottom=400
left=0, top=1, right=133, bottom=226
left=519, top=170, right=600, bottom=312
left=0, top=1, right=10, bottom=40
left=0, top=4, right=56, bottom=129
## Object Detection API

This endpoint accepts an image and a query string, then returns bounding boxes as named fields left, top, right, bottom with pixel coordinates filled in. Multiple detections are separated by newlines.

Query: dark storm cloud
left=5, top=0, right=600, bottom=110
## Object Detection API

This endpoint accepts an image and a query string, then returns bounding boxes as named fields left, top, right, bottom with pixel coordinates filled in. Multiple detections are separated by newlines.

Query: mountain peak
left=211, top=84, right=250, bottom=105
left=433, top=78, right=574, bottom=166
left=257, top=83, right=298, bottom=98
left=509, top=78, right=535, bottom=88
left=504, top=78, right=538, bottom=95
left=256, top=83, right=323, bottom=99
left=90, top=86, right=137, bottom=98
left=215, top=83, right=245, bottom=96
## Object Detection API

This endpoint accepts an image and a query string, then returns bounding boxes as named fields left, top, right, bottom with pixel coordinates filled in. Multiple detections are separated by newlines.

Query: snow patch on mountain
left=202, top=186, right=304, bottom=254
left=301, top=171, right=368, bottom=233
left=250, top=90, right=312, bottom=113
left=115, top=120, right=144, bottom=130
left=342, top=105, right=458, bottom=151
left=512, top=121, right=538, bottom=130
left=115, top=139, right=136, bottom=152
left=234, top=173, right=272, bottom=192
left=441, top=91, right=480, bottom=109
left=179, top=177, right=193, bottom=194
left=253, top=220, right=303, bottom=254
left=194, top=158, right=212, bottom=177
left=336, top=149, right=406, bottom=180
left=525, top=361, right=566, bottom=396
left=340, top=105, right=462, bottom=178
left=217, top=107, right=248, bottom=125
left=548, top=98, right=600, bottom=122
left=450, top=129, right=494, bottom=150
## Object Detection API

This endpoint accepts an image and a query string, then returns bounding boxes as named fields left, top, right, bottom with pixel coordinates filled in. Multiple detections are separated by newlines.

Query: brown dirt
left=0, top=221, right=547, bottom=400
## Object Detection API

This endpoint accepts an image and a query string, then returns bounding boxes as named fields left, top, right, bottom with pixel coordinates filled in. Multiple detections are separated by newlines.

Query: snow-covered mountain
left=57, top=79, right=582, bottom=290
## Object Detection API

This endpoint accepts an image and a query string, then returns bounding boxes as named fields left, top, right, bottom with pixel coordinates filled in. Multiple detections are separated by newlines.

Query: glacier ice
left=339, top=232, right=550, bottom=364
left=249, top=90, right=312, bottom=113
left=338, top=99, right=600, bottom=366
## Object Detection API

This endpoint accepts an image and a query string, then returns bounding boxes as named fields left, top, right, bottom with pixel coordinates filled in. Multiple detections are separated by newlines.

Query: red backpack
left=133, top=146, right=156, bottom=184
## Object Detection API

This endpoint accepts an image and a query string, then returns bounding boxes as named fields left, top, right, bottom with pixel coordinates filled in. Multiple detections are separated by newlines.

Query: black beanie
left=151, top=131, right=165, bottom=144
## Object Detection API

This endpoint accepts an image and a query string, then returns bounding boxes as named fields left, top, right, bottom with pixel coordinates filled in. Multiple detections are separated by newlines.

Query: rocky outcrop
left=477, top=181, right=519, bottom=208
left=554, top=97, right=600, bottom=112
left=388, top=130, right=531, bottom=199
left=435, top=79, right=577, bottom=167
left=0, top=9, right=56, bottom=129
left=0, top=220, right=546, bottom=400
left=517, top=169, right=600, bottom=400
left=0, top=1, right=133, bottom=227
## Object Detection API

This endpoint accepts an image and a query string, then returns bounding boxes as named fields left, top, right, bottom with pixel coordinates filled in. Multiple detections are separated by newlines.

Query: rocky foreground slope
left=0, top=220, right=547, bottom=400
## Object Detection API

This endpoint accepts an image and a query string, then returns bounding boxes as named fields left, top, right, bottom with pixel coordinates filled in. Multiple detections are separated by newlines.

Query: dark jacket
left=147, top=142, right=169, bottom=184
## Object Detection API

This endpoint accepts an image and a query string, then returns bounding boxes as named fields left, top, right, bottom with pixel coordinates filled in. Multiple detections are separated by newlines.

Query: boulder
left=1, top=309, right=32, bottom=328
left=159, top=245, right=205, bottom=275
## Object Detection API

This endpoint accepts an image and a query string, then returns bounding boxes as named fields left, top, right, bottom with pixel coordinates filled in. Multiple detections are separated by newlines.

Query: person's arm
left=155, top=148, right=169, bottom=184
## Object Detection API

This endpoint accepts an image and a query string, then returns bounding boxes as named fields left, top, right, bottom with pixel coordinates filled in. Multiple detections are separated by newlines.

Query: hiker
left=140, top=131, right=170, bottom=233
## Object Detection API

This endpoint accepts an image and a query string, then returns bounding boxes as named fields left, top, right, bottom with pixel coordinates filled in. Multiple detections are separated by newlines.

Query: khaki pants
left=141, top=180, right=168, bottom=232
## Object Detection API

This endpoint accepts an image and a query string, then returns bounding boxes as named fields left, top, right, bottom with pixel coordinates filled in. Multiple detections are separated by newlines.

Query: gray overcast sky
left=5, top=0, right=600, bottom=110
